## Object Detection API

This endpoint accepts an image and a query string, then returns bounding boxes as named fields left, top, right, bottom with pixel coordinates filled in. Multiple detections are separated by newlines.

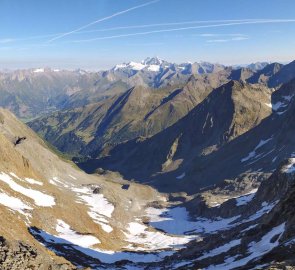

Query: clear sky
left=1, top=0, right=295, bottom=70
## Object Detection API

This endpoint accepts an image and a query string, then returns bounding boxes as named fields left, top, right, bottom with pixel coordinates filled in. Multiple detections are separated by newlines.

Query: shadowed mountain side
left=268, top=60, right=295, bottom=88
left=229, top=67, right=255, bottom=82
left=152, top=159, right=295, bottom=269
left=78, top=80, right=285, bottom=193
left=28, top=61, right=295, bottom=159
left=247, top=63, right=283, bottom=85
left=29, top=70, right=231, bottom=158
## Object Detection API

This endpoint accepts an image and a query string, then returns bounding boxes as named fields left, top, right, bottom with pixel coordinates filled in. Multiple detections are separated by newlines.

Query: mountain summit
left=141, top=56, right=164, bottom=65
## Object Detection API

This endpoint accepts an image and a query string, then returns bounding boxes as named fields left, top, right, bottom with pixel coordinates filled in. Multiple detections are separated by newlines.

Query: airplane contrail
left=47, top=0, right=160, bottom=43
left=6, top=18, right=294, bottom=45
left=2, top=19, right=273, bottom=43
left=71, top=19, right=295, bottom=43
left=74, top=19, right=268, bottom=34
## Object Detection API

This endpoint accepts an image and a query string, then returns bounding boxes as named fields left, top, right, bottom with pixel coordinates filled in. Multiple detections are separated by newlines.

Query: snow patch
left=33, top=68, right=44, bottom=73
left=198, top=239, right=241, bottom=260
left=147, top=65, right=160, bottom=72
left=235, top=189, right=258, bottom=206
left=72, top=186, right=114, bottom=233
left=56, top=219, right=101, bottom=247
left=239, top=201, right=278, bottom=223
left=176, top=172, right=185, bottom=180
left=114, top=58, right=164, bottom=72
left=146, top=206, right=240, bottom=235
left=204, top=223, right=285, bottom=270
left=128, top=62, right=146, bottom=71
left=9, top=172, right=22, bottom=180
left=30, top=227, right=174, bottom=264
left=241, top=138, right=272, bottom=163
left=0, top=191, right=32, bottom=216
left=272, top=101, right=286, bottom=111
left=283, top=158, right=295, bottom=174
left=50, top=177, right=71, bottom=188
left=24, top=178, right=43, bottom=186
left=171, top=261, right=193, bottom=269
left=241, top=224, right=258, bottom=232
left=124, top=222, right=194, bottom=251
left=0, top=172, right=55, bottom=207
left=266, top=95, right=293, bottom=115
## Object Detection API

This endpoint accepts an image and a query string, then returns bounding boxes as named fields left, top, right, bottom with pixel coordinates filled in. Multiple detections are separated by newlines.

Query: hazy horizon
left=0, top=57, right=290, bottom=72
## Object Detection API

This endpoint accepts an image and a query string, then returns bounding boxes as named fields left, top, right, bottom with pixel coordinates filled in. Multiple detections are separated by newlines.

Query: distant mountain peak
left=141, top=56, right=164, bottom=66
left=111, top=57, right=227, bottom=76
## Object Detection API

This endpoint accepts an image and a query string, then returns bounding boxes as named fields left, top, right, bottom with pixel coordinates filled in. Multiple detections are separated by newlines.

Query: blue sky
left=1, top=0, right=295, bottom=70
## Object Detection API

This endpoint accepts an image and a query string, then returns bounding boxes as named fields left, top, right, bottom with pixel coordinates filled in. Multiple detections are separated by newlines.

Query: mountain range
left=0, top=58, right=278, bottom=120
left=1, top=57, right=295, bottom=269
left=28, top=59, right=295, bottom=161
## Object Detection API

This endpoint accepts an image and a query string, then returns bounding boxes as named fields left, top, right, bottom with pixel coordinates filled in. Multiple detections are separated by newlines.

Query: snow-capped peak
left=111, top=57, right=224, bottom=75
left=113, top=58, right=164, bottom=72
left=141, top=57, right=163, bottom=66
left=113, top=61, right=145, bottom=71
left=128, top=61, right=146, bottom=71
left=33, top=68, right=45, bottom=73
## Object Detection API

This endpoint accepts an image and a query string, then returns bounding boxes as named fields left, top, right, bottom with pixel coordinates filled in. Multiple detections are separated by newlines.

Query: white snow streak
left=241, top=138, right=272, bottom=163
left=0, top=192, right=32, bottom=216
left=72, top=186, right=114, bottom=233
left=56, top=219, right=101, bottom=247
left=0, top=172, right=55, bottom=207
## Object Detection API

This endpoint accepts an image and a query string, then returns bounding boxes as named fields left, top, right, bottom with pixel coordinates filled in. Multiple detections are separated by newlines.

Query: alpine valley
left=1, top=57, right=295, bottom=270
